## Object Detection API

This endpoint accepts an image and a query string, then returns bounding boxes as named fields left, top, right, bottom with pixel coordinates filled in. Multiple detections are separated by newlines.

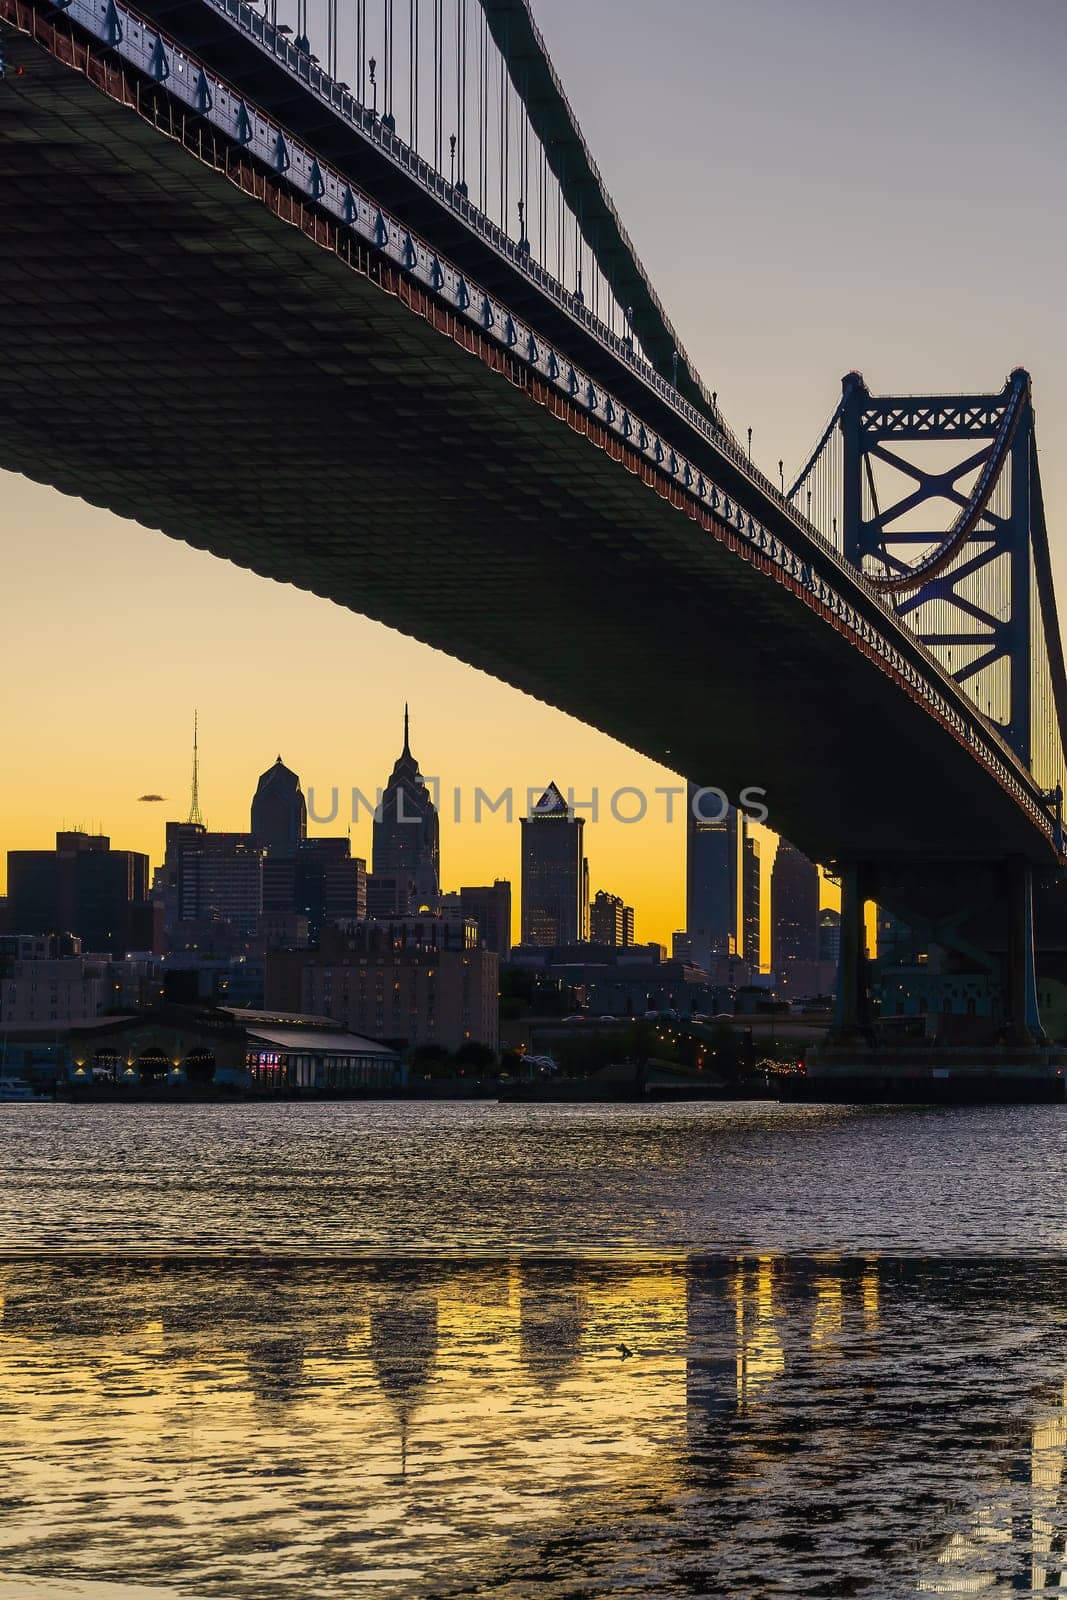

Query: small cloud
left=137, top=793, right=167, bottom=803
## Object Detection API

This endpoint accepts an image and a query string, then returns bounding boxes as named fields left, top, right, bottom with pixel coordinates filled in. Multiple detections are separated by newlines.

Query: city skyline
left=1, top=708, right=808, bottom=958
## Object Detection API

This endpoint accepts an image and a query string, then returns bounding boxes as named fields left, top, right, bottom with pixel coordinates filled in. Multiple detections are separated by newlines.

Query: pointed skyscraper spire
left=403, top=702, right=411, bottom=758
left=187, top=710, right=204, bottom=826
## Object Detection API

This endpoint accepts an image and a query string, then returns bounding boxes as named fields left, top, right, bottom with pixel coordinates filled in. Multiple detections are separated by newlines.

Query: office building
left=742, top=833, right=761, bottom=972
left=372, top=707, right=440, bottom=913
left=509, top=940, right=714, bottom=1018
left=176, top=832, right=264, bottom=935
left=297, top=837, right=367, bottom=940
left=520, top=782, right=587, bottom=947
left=440, top=881, right=513, bottom=959
left=262, top=836, right=367, bottom=942
left=265, top=919, right=498, bottom=1052
left=819, top=908, right=841, bottom=964
left=366, top=871, right=416, bottom=920
left=589, top=890, right=635, bottom=948
left=684, top=785, right=742, bottom=974
left=0, top=936, right=165, bottom=1026
left=7, top=831, right=155, bottom=957
left=153, top=821, right=207, bottom=935
left=770, top=838, right=820, bottom=991
left=250, top=756, right=307, bottom=856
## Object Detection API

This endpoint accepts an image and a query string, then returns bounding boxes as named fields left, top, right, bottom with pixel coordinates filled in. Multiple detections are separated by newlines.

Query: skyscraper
left=742, top=833, right=761, bottom=971
left=372, top=707, right=440, bottom=913
left=684, top=784, right=741, bottom=973
left=770, top=839, right=820, bottom=990
left=7, top=832, right=154, bottom=956
left=590, top=890, right=635, bottom=948
left=520, top=783, right=586, bottom=947
left=251, top=756, right=307, bottom=856
left=296, top=837, right=367, bottom=942
left=177, top=832, right=265, bottom=935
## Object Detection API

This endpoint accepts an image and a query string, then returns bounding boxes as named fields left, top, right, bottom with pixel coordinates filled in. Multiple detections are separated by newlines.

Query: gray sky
left=534, top=0, right=1067, bottom=534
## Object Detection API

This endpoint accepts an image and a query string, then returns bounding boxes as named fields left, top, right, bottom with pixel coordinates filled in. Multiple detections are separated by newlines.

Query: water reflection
left=0, top=1256, right=1064, bottom=1596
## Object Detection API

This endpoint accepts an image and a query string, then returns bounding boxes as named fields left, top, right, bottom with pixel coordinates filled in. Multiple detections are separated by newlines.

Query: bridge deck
left=0, top=16, right=1056, bottom=869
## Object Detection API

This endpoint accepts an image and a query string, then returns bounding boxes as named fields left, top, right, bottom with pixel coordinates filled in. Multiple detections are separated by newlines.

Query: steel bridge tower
left=790, top=368, right=1067, bottom=1057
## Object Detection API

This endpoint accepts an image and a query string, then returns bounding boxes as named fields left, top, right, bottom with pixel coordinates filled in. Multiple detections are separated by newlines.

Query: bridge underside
left=0, top=22, right=1055, bottom=880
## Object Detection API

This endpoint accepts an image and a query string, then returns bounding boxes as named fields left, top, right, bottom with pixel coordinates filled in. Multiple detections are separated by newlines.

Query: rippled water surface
left=1, top=1099, right=1066, bottom=1254
left=1, top=1102, right=1066, bottom=1598
left=0, top=1254, right=1065, bottom=1598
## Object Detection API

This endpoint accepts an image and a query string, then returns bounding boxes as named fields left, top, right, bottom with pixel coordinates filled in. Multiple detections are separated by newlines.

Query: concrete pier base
left=793, top=1043, right=1067, bottom=1104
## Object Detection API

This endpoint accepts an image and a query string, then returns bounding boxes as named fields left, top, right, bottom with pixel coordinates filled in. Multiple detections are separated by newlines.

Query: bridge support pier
left=832, top=863, right=871, bottom=1042
left=1004, top=856, right=1046, bottom=1045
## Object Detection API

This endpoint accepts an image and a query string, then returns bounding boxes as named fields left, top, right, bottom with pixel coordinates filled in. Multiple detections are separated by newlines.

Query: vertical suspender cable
left=478, top=7, right=486, bottom=210
left=383, top=0, right=393, bottom=120
left=539, top=142, right=546, bottom=262
left=410, top=0, right=418, bottom=148
left=358, top=0, right=365, bottom=104
left=484, top=7, right=490, bottom=210
left=432, top=0, right=440, bottom=169
left=437, top=0, right=444, bottom=172
left=461, top=0, right=468, bottom=185
left=574, top=205, right=581, bottom=297
left=521, top=88, right=529, bottom=241
left=498, top=43, right=505, bottom=224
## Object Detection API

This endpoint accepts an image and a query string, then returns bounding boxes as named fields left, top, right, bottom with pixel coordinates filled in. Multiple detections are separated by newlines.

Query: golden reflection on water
left=0, top=1256, right=1064, bottom=1598
left=916, top=1379, right=1067, bottom=1595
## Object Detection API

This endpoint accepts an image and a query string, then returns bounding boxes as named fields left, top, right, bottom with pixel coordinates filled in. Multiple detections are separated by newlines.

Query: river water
left=0, top=1101, right=1065, bottom=1597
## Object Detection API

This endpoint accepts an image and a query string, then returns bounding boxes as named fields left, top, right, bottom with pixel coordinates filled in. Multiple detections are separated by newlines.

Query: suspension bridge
left=2, top=0, right=1066, bottom=1090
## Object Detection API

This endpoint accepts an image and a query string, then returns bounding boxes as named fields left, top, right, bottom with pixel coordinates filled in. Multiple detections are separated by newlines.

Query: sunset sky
left=2, top=0, right=1065, bottom=949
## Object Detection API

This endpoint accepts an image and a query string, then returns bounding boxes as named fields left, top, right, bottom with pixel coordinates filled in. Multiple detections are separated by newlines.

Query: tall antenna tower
left=187, top=709, right=204, bottom=826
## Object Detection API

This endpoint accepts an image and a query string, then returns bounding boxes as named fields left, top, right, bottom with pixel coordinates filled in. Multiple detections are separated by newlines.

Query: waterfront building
left=250, top=756, right=307, bottom=856
left=0, top=948, right=103, bottom=1026
left=62, top=1004, right=404, bottom=1091
left=239, top=1011, right=404, bottom=1093
left=265, top=919, right=498, bottom=1052
left=520, top=783, right=587, bottom=947
left=372, top=708, right=440, bottom=913
left=589, top=890, right=635, bottom=948
left=770, top=839, right=820, bottom=992
left=7, top=831, right=156, bottom=956
left=0, top=935, right=165, bottom=1026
